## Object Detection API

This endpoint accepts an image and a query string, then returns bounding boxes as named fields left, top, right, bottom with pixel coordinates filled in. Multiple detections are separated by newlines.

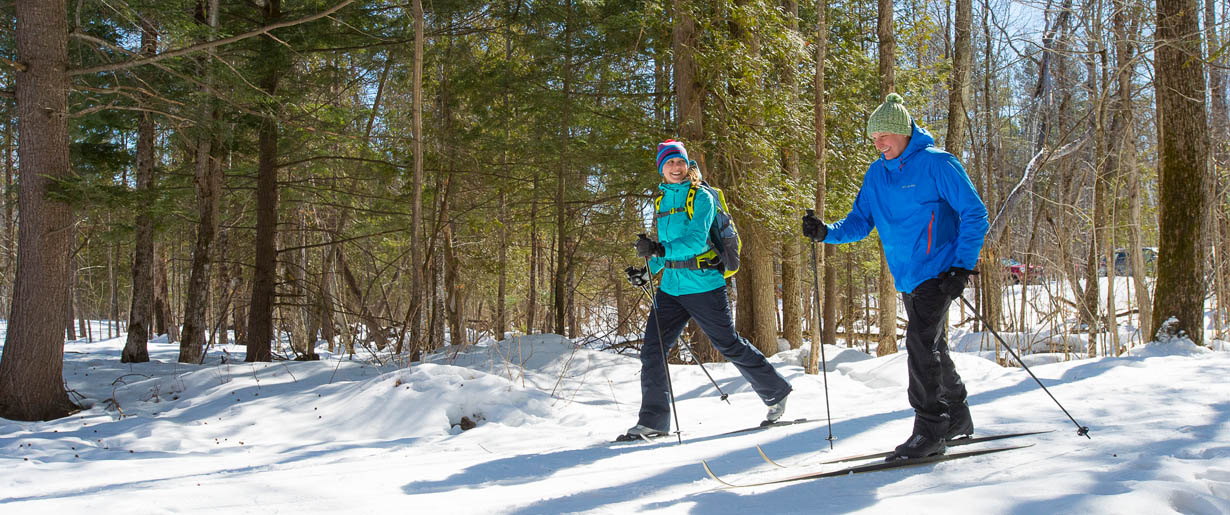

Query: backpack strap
left=662, top=249, right=722, bottom=270
left=654, top=185, right=700, bottom=220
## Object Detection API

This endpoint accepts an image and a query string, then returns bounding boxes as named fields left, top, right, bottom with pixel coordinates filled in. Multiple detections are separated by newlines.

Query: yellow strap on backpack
left=654, top=185, right=698, bottom=219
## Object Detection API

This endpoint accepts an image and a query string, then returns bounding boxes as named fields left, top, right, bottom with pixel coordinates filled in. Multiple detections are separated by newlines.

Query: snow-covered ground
left=1, top=309, right=1228, bottom=514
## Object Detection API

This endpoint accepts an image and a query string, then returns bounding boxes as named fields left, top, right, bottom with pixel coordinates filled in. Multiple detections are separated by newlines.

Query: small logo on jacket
left=902, top=184, right=916, bottom=189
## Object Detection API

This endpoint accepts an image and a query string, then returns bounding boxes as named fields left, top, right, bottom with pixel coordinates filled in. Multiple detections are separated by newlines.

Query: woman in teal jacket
left=621, top=140, right=792, bottom=440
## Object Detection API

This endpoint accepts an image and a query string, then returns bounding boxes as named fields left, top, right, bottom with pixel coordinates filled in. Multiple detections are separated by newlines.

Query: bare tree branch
left=0, top=55, right=26, bottom=72
left=986, top=131, right=1090, bottom=241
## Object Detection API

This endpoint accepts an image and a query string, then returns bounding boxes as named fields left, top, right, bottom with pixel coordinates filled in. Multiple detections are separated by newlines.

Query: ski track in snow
left=0, top=310, right=1228, bottom=514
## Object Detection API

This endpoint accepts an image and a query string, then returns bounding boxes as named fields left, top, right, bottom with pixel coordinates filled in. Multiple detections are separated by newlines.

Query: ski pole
left=805, top=210, right=837, bottom=449
left=958, top=295, right=1091, bottom=438
left=642, top=250, right=684, bottom=444
left=636, top=284, right=730, bottom=404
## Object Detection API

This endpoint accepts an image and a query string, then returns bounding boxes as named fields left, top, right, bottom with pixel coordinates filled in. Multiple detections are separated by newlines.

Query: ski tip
left=701, top=460, right=737, bottom=488
left=755, top=444, right=786, bottom=468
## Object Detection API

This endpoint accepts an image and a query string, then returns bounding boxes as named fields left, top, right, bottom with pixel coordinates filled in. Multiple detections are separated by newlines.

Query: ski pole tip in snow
left=1077, top=426, right=1091, bottom=438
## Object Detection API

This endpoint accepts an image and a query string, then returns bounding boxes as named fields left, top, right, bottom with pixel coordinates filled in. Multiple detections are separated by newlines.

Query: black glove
left=635, top=234, right=665, bottom=258
left=938, top=267, right=977, bottom=300
left=625, top=266, right=651, bottom=287
left=802, top=210, right=828, bottom=241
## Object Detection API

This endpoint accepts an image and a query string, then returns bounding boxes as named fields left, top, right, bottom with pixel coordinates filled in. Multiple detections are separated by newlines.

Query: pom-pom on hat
left=656, top=140, right=689, bottom=176
left=866, top=93, right=913, bottom=138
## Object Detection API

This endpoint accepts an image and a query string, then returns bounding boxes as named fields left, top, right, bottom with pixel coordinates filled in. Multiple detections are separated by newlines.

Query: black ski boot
left=886, top=417, right=947, bottom=461
left=615, top=424, right=668, bottom=442
left=945, top=402, right=974, bottom=441
left=886, top=433, right=946, bottom=461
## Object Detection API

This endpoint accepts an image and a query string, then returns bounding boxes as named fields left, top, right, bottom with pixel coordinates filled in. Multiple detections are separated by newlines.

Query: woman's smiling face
left=661, top=157, right=689, bottom=183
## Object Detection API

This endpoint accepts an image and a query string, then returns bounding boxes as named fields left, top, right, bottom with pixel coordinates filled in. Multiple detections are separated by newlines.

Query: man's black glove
left=938, top=267, right=977, bottom=300
left=635, top=234, right=665, bottom=258
left=802, top=210, right=828, bottom=242
left=625, top=266, right=651, bottom=287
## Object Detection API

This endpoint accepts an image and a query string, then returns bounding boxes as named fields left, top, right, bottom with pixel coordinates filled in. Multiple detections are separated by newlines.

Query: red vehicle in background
left=1002, top=258, right=1044, bottom=285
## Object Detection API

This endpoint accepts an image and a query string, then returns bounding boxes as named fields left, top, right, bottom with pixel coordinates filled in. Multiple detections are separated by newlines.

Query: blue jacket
left=649, top=181, right=727, bottom=296
left=823, top=123, right=989, bottom=293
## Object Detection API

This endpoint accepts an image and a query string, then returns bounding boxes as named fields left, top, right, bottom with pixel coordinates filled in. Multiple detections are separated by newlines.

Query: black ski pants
left=901, top=277, right=970, bottom=439
left=637, top=285, right=792, bottom=431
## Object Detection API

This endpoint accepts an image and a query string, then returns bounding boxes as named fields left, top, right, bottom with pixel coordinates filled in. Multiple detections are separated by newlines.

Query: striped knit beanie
left=866, top=93, right=913, bottom=138
left=656, top=140, right=688, bottom=176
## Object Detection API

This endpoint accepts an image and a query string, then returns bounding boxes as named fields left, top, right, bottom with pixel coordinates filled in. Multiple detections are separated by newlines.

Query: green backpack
left=654, top=182, right=742, bottom=278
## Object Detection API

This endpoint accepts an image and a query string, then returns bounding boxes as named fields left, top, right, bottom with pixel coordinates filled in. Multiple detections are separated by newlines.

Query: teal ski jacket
left=822, top=123, right=989, bottom=294
left=649, top=181, right=726, bottom=296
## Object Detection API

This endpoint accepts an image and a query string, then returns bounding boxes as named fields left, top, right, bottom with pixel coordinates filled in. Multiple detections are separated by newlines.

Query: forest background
left=0, top=0, right=1225, bottom=422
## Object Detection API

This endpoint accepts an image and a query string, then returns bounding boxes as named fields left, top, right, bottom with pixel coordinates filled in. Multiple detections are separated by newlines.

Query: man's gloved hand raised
left=635, top=234, right=665, bottom=258
left=802, top=210, right=828, bottom=242
left=938, top=267, right=977, bottom=300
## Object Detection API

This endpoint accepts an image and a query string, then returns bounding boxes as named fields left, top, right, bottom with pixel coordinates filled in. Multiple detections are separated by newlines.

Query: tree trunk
left=553, top=0, right=574, bottom=336
left=780, top=0, right=804, bottom=351
left=673, top=0, right=704, bottom=155
left=876, top=0, right=899, bottom=357
left=0, top=0, right=77, bottom=421
left=122, top=19, right=159, bottom=363
left=496, top=190, right=507, bottom=340
left=877, top=0, right=897, bottom=96
left=944, top=0, right=972, bottom=156
left=212, top=228, right=232, bottom=349
left=725, top=0, right=779, bottom=357
left=152, top=243, right=177, bottom=341
left=615, top=260, right=629, bottom=336
left=1111, top=0, right=1152, bottom=343
left=108, top=240, right=118, bottom=339
left=66, top=241, right=77, bottom=342
left=285, top=210, right=313, bottom=358
left=179, top=0, right=222, bottom=363
left=746, top=223, right=780, bottom=356
left=431, top=244, right=446, bottom=350
left=316, top=241, right=336, bottom=352
left=408, top=0, right=426, bottom=353
left=244, top=0, right=284, bottom=362
left=808, top=0, right=831, bottom=374
left=1, top=118, right=12, bottom=318
left=824, top=246, right=838, bottom=346
left=1089, top=31, right=1115, bottom=357
left=528, top=178, right=538, bottom=334
left=445, top=190, right=464, bottom=347
left=1152, top=0, right=1211, bottom=345
left=1208, top=0, right=1229, bottom=340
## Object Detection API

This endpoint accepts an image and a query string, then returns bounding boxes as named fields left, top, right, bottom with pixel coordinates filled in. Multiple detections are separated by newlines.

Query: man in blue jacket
left=803, top=94, right=989, bottom=460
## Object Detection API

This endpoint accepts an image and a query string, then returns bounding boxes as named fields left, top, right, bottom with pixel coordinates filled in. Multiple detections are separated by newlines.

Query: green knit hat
left=866, top=93, right=913, bottom=138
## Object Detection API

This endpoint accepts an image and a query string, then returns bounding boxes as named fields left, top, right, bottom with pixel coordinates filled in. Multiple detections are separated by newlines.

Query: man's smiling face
left=871, top=132, right=910, bottom=160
